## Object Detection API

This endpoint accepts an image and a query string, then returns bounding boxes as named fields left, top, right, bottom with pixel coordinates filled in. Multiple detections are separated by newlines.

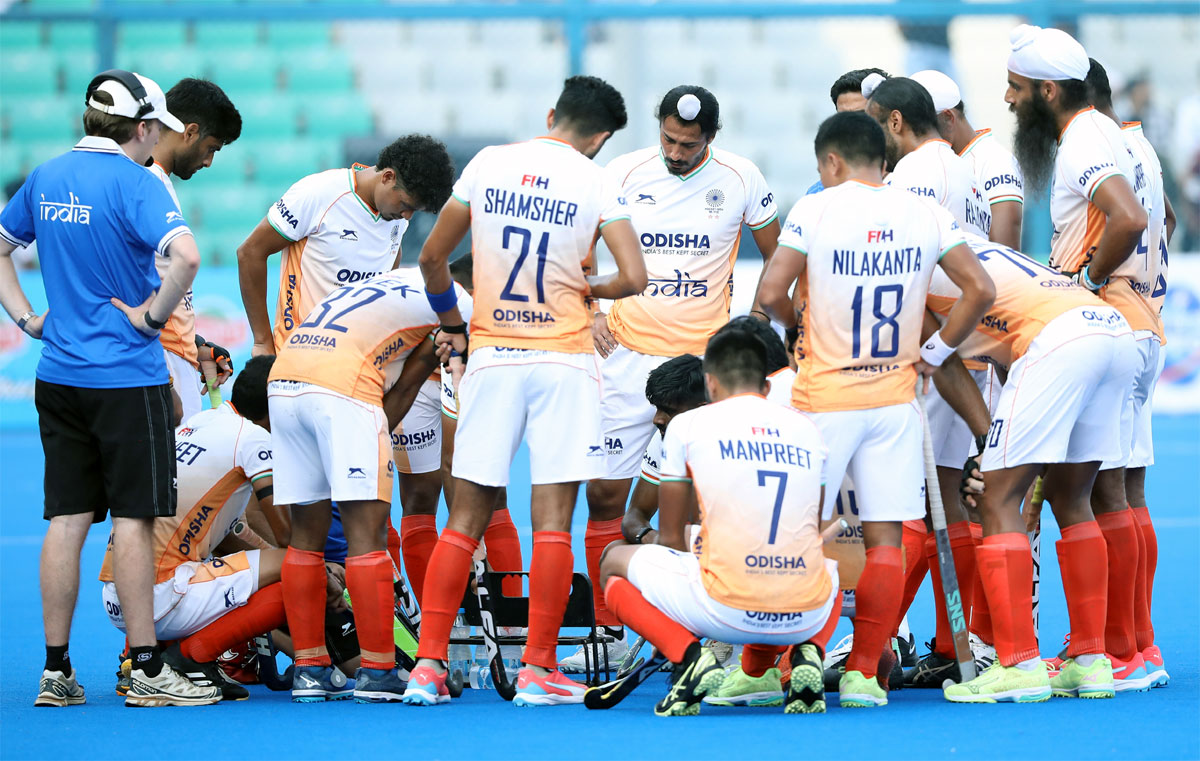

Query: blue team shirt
left=0, top=137, right=192, bottom=388
left=805, top=179, right=824, bottom=195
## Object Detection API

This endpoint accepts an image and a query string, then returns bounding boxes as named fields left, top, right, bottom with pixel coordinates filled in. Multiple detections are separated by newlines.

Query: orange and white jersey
left=149, top=162, right=198, bottom=369
left=604, top=147, right=778, bottom=356
left=452, top=137, right=630, bottom=354
left=778, top=180, right=964, bottom=412
left=1050, top=107, right=1156, bottom=335
left=660, top=394, right=831, bottom=613
left=99, top=403, right=272, bottom=584
left=1118, top=122, right=1168, bottom=329
left=887, top=138, right=990, bottom=237
left=958, top=128, right=1024, bottom=208
left=927, top=233, right=1102, bottom=369
left=270, top=268, right=465, bottom=407
left=267, top=166, right=405, bottom=350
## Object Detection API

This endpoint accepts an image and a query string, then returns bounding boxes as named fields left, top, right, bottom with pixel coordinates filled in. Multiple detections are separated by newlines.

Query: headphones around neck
left=85, top=69, right=153, bottom=119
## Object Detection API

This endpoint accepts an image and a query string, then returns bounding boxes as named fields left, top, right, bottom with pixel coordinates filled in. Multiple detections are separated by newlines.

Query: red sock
left=846, top=545, right=903, bottom=678
left=968, top=523, right=994, bottom=644
left=895, top=520, right=929, bottom=633
left=1056, top=521, right=1108, bottom=657
left=585, top=518, right=624, bottom=627
left=1132, top=506, right=1156, bottom=649
left=484, top=508, right=524, bottom=599
left=810, top=591, right=844, bottom=653
left=385, top=519, right=403, bottom=577
left=1096, top=510, right=1139, bottom=659
left=975, top=532, right=1038, bottom=666
left=401, top=515, right=438, bottom=608
left=281, top=547, right=330, bottom=667
left=346, top=551, right=396, bottom=670
left=742, top=644, right=785, bottom=677
left=605, top=577, right=697, bottom=663
left=181, top=583, right=286, bottom=663
left=415, top=530, right=477, bottom=662
left=928, top=523, right=977, bottom=658
left=524, top=531, right=574, bottom=669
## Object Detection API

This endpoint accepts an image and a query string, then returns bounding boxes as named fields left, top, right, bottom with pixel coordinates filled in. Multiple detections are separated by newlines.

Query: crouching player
left=599, top=328, right=842, bottom=716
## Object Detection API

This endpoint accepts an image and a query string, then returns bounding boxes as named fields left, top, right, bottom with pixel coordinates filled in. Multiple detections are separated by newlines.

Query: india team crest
left=705, top=188, right=725, bottom=208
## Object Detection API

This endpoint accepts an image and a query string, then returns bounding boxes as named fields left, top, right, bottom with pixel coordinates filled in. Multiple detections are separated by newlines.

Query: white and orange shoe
left=1142, top=645, right=1170, bottom=688
left=1110, top=652, right=1153, bottom=693
left=513, top=667, right=586, bottom=707
left=401, top=665, right=451, bottom=706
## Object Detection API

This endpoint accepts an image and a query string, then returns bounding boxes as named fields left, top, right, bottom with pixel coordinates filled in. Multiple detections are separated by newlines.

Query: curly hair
left=377, top=134, right=455, bottom=211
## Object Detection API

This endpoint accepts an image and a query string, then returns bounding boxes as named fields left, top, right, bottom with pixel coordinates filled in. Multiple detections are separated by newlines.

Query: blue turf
left=1, top=417, right=1197, bottom=760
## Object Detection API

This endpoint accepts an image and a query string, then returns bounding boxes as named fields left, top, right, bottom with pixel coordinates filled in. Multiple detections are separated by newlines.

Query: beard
left=1012, top=91, right=1058, bottom=197
left=883, top=131, right=900, bottom=173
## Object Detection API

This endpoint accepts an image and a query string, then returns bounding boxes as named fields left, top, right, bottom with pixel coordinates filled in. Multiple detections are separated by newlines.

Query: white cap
left=87, top=72, right=184, bottom=132
left=909, top=70, right=962, bottom=113
left=861, top=72, right=886, bottom=99
left=677, top=93, right=702, bottom=121
left=1007, top=24, right=1089, bottom=82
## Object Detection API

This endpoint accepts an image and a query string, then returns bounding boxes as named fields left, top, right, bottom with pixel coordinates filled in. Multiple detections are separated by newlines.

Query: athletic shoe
left=838, top=670, right=887, bottom=708
left=821, top=633, right=854, bottom=691
left=217, top=641, right=260, bottom=685
left=1050, top=657, right=1115, bottom=699
left=353, top=667, right=406, bottom=703
left=35, top=669, right=85, bottom=707
left=877, top=639, right=904, bottom=691
left=785, top=644, right=826, bottom=714
left=1110, top=652, right=1153, bottom=693
left=401, top=665, right=451, bottom=705
left=904, top=642, right=961, bottom=687
left=702, top=666, right=784, bottom=707
left=943, top=661, right=1051, bottom=703
left=969, top=632, right=996, bottom=673
left=162, top=643, right=250, bottom=701
left=126, top=663, right=221, bottom=707
left=1142, top=645, right=1170, bottom=688
left=898, top=632, right=918, bottom=668
left=513, top=667, right=587, bottom=707
left=115, top=655, right=131, bottom=697
left=290, top=665, right=352, bottom=703
left=654, top=643, right=724, bottom=716
left=704, top=639, right=738, bottom=668
left=558, top=627, right=628, bottom=673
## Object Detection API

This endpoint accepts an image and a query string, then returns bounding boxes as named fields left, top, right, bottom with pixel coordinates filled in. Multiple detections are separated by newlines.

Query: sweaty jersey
left=778, top=180, right=964, bottom=412
left=149, top=162, right=198, bottom=369
left=604, top=147, right=778, bottom=356
left=888, top=138, right=990, bottom=237
left=958, top=129, right=1024, bottom=209
left=1049, top=107, right=1156, bottom=335
left=660, top=393, right=831, bottom=612
left=1117, top=121, right=1168, bottom=333
left=452, top=136, right=630, bottom=354
left=926, top=233, right=1102, bottom=369
left=270, top=268, right=464, bottom=406
left=99, top=403, right=272, bottom=584
left=268, top=166, right=406, bottom=350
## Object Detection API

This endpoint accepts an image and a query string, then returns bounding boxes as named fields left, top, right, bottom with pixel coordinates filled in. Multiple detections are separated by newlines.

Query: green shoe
left=703, top=666, right=784, bottom=707
left=943, top=661, right=1051, bottom=703
left=785, top=643, right=826, bottom=714
left=838, top=670, right=887, bottom=708
left=1050, top=657, right=1115, bottom=699
left=654, top=643, right=725, bottom=716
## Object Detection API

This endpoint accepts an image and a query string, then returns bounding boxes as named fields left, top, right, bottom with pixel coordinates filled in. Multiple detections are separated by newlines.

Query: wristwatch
left=16, top=311, right=37, bottom=333
left=633, top=526, right=654, bottom=544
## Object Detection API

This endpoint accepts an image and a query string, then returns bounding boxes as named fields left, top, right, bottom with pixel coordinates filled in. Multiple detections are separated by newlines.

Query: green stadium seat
left=193, top=183, right=276, bottom=247
left=246, top=138, right=340, bottom=187
left=181, top=148, right=250, bottom=190
left=29, top=0, right=93, bottom=6
left=7, top=97, right=78, bottom=142
left=1, top=21, right=44, bottom=50
left=60, top=50, right=100, bottom=101
left=1, top=140, right=67, bottom=186
left=266, top=21, right=331, bottom=49
left=2, top=52, right=60, bottom=97
left=48, top=21, right=96, bottom=49
left=196, top=228, right=248, bottom=267
left=194, top=21, right=262, bottom=52
left=119, top=21, right=189, bottom=54
left=221, top=94, right=300, bottom=142
left=283, top=51, right=354, bottom=96
left=301, top=95, right=373, bottom=139
left=117, top=47, right=206, bottom=89
left=0, top=140, right=24, bottom=187
left=208, top=50, right=281, bottom=98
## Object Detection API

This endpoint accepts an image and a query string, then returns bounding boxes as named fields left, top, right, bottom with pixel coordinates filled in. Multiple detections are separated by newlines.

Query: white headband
left=1007, top=24, right=1089, bottom=82
left=861, top=72, right=886, bottom=99
left=909, top=70, right=961, bottom=113
left=677, top=93, right=701, bottom=121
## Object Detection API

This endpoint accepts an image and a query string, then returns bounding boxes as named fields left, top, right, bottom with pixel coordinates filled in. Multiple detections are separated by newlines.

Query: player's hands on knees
left=592, top=312, right=617, bottom=358
left=251, top=340, right=276, bottom=358
left=110, top=292, right=160, bottom=337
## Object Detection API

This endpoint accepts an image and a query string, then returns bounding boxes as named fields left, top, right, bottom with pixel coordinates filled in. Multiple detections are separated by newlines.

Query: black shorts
left=35, top=379, right=177, bottom=522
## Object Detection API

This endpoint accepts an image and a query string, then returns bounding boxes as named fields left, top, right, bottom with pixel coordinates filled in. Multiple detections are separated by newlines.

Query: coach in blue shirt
left=0, top=71, right=218, bottom=708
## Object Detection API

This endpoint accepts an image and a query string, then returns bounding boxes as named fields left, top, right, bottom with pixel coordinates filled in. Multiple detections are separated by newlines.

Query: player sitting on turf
left=599, top=327, right=842, bottom=716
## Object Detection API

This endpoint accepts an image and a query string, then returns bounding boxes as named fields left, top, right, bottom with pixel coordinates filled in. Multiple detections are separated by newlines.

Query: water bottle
left=468, top=663, right=495, bottom=690
left=448, top=613, right=471, bottom=682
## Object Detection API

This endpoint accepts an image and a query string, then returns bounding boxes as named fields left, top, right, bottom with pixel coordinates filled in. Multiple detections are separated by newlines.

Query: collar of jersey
left=959, top=128, right=991, bottom=157
left=917, top=138, right=952, bottom=152
left=722, top=391, right=767, bottom=402
left=1058, top=106, right=1095, bottom=144
left=1121, top=120, right=1143, bottom=132
left=659, top=147, right=711, bottom=181
left=532, top=136, right=575, bottom=150
left=347, top=166, right=381, bottom=221
left=73, top=136, right=138, bottom=163
left=844, top=178, right=886, bottom=189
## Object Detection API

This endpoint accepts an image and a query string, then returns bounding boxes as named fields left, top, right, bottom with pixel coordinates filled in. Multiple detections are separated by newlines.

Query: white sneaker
left=125, top=663, right=221, bottom=707
left=823, top=633, right=854, bottom=670
left=35, top=669, right=85, bottom=707
left=969, top=632, right=997, bottom=672
left=558, top=628, right=629, bottom=673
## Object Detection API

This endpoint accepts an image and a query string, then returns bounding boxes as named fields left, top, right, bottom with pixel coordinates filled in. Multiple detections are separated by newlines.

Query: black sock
left=45, top=644, right=71, bottom=676
left=130, top=646, right=163, bottom=678
left=602, top=626, right=625, bottom=639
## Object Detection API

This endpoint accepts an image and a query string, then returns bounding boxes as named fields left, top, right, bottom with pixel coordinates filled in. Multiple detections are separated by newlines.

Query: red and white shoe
left=1142, top=645, right=1170, bottom=688
left=513, top=667, right=586, bottom=707
left=1110, top=652, right=1153, bottom=693
left=217, top=642, right=260, bottom=685
left=401, top=665, right=451, bottom=706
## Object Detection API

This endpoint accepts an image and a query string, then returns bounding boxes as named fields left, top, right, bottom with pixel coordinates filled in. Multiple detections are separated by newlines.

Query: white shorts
left=440, top=370, right=458, bottom=420
left=392, top=379, right=441, bottom=475
left=453, top=347, right=604, bottom=487
left=982, top=307, right=1137, bottom=471
left=268, top=381, right=393, bottom=504
left=627, top=545, right=839, bottom=645
left=924, top=367, right=997, bottom=469
left=1103, top=331, right=1161, bottom=471
left=809, top=401, right=925, bottom=523
left=102, top=550, right=261, bottom=641
left=598, top=345, right=670, bottom=479
left=165, top=348, right=203, bottom=424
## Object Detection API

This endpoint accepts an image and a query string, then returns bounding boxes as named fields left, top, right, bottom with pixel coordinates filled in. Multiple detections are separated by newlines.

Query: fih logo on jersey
left=39, top=192, right=92, bottom=225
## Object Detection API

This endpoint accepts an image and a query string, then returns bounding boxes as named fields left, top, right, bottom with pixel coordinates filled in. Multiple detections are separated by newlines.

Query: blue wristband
left=425, top=284, right=457, bottom=313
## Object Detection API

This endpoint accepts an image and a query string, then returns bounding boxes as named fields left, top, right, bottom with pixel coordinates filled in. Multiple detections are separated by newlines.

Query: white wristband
left=920, top=330, right=955, bottom=367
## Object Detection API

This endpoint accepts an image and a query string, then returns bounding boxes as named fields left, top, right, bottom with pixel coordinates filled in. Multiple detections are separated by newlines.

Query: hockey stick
left=615, top=636, right=647, bottom=678
left=472, top=555, right=517, bottom=700
left=1028, top=476, right=1044, bottom=640
left=253, top=634, right=295, bottom=691
left=916, top=387, right=977, bottom=683
left=584, top=649, right=670, bottom=709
